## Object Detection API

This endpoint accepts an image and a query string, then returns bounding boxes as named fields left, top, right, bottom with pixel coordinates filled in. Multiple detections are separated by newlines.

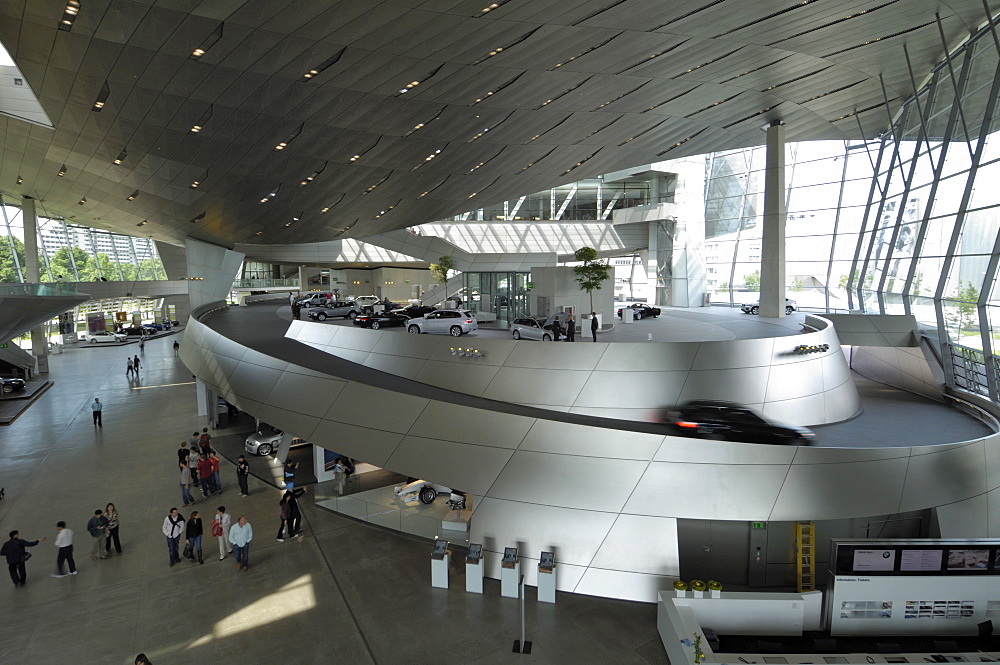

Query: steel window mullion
left=826, top=141, right=852, bottom=312
left=1, top=201, right=24, bottom=282
left=61, top=221, right=79, bottom=279
left=849, top=135, right=891, bottom=310
left=875, top=135, right=924, bottom=299
left=936, top=13, right=977, bottom=161
left=904, top=44, right=941, bottom=176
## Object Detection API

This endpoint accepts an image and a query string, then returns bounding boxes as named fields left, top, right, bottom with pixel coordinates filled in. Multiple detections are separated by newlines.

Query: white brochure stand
left=537, top=565, right=556, bottom=603
left=431, top=545, right=450, bottom=589
left=501, top=561, right=521, bottom=598
left=466, top=558, right=484, bottom=594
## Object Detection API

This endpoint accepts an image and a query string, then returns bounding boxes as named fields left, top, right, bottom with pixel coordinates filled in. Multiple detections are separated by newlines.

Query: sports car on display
left=352, top=312, right=408, bottom=330
left=616, top=303, right=661, bottom=319
left=1, top=377, right=26, bottom=394
left=741, top=299, right=797, bottom=315
left=394, top=480, right=453, bottom=504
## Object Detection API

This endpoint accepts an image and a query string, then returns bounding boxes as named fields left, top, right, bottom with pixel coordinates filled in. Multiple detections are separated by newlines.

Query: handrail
left=944, top=393, right=1000, bottom=433
left=191, top=300, right=229, bottom=320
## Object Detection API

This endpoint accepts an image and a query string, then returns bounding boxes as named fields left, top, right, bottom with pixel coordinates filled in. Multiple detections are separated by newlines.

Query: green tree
left=948, top=281, right=980, bottom=335
left=429, top=255, right=455, bottom=285
left=744, top=269, right=760, bottom=292
left=837, top=274, right=850, bottom=291
left=0, top=236, right=26, bottom=282
left=572, top=246, right=612, bottom=313
left=48, top=246, right=91, bottom=281
left=790, top=276, right=804, bottom=292
left=717, top=282, right=730, bottom=293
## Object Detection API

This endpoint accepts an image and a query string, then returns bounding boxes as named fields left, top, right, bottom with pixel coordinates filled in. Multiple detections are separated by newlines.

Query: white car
left=394, top=479, right=453, bottom=505
left=80, top=331, right=126, bottom=344
left=406, top=309, right=478, bottom=336
left=352, top=295, right=380, bottom=309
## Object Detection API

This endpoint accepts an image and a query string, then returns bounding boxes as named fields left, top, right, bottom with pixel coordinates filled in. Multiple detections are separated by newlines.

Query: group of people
left=126, top=354, right=142, bottom=377
left=178, top=428, right=229, bottom=505
left=162, top=505, right=253, bottom=570
left=0, top=502, right=122, bottom=586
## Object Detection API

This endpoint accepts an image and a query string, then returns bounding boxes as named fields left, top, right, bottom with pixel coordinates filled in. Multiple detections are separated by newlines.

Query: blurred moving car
left=1, top=377, right=26, bottom=394
left=306, top=300, right=361, bottom=321
left=394, top=479, right=453, bottom=504
left=80, top=331, right=127, bottom=344
left=352, top=312, right=408, bottom=329
left=510, top=316, right=558, bottom=341
left=392, top=305, right=437, bottom=319
left=616, top=303, right=661, bottom=319
left=741, top=299, right=797, bottom=315
left=406, top=309, right=478, bottom=336
left=244, top=426, right=309, bottom=456
left=664, top=400, right=815, bottom=445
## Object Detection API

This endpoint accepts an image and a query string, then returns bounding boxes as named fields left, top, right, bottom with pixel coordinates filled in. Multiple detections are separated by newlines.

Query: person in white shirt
left=161, top=509, right=185, bottom=567
left=212, top=506, right=232, bottom=561
left=52, top=521, right=76, bottom=577
left=91, top=397, right=103, bottom=427
left=228, top=515, right=253, bottom=571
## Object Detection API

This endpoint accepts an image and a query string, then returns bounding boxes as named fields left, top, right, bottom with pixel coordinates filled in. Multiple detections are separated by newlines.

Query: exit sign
left=0, top=343, right=7, bottom=348
left=752, top=522, right=767, bottom=529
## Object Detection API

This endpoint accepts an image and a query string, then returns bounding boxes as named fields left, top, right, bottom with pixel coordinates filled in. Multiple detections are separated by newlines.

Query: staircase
left=795, top=521, right=816, bottom=592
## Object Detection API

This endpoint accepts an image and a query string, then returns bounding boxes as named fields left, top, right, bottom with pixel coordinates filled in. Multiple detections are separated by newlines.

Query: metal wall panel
left=384, top=436, right=515, bottom=496
left=898, top=442, right=988, bottom=511
left=769, top=458, right=910, bottom=520
left=519, top=419, right=663, bottom=460
left=409, top=401, right=534, bottom=449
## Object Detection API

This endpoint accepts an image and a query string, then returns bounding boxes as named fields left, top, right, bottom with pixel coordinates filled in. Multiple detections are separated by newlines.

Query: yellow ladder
left=795, top=521, right=816, bottom=592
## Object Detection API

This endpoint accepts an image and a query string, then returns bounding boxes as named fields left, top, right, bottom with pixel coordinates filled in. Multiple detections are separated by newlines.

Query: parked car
left=244, top=426, right=309, bottom=456
left=306, top=300, right=361, bottom=321
left=296, top=293, right=331, bottom=307
left=510, top=316, right=559, bottom=341
left=394, top=479, right=453, bottom=505
left=80, top=331, right=127, bottom=344
left=741, top=299, right=797, bottom=315
left=1, top=377, right=26, bottom=394
left=616, top=303, right=661, bottom=319
left=353, top=312, right=408, bottom=329
left=406, top=309, right=478, bottom=336
left=352, top=295, right=380, bottom=310
left=121, top=325, right=155, bottom=336
left=142, top=322, right=167, bottom=331
left=664, top=400, right=815, bottom=445
left=392, top=305, right=437, bottom=320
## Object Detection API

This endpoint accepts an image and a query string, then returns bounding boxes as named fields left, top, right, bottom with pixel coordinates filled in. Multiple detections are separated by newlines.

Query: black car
left=392, top=305, right=437, bottom=320
left=664, top=400, right=815, bottom=445
left=1, top=377, right=26, bottom=394
left=352, top=312, right=409, bottom=330
left=616, top=303, right=661, bottom=320
left=121, top=325, right=155, bottom=336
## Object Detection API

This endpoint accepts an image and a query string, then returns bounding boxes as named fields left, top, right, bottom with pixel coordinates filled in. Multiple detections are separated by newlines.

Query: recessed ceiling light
left=273, top=123, right=304, bottom=152
left=127, top=190, right=138, bottom=201
left=92, top=80, right=110, bottom=112
left=78, top=196, right=86, bottom=205
left=258, top=184, right=280, bottom=204
left=113, top=148, right=128, bottom=165
left=58, top=1, right=80, bottom=31
left=16, top=175, right=22, bottom=185
left=299, top=49, right=345, bottom=82
left=190, top=105, right=213, bottom=134
left=190, top=23, right=223, bottom=60
left=136, top=220, right=148, bottom=227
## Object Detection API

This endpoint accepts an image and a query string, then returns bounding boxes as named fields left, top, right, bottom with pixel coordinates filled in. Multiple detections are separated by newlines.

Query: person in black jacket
left=1, top=529, right=45, bottom=586
left=185, top=511, right=204, bottom=564
left=590, top=312, right=598, bottom=342
left=287, top=487, right=306, bottom=537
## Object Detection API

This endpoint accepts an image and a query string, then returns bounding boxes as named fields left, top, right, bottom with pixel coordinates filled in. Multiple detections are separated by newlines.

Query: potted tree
left=572, top=247, right=611, bottom=331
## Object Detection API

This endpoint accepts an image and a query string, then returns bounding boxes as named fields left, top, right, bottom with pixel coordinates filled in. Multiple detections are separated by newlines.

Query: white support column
left=23, top=196, right=49, bottom=369
left=759, top=120, right=786, bottom=318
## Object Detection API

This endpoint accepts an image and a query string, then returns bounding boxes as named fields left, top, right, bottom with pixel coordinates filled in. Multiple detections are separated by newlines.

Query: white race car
left=394, top=479, right=452, bottom=505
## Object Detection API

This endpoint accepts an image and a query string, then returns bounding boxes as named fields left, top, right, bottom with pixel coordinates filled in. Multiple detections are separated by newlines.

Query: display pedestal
left=538, top=566, right=556, bottom=603
left=622, top=308, right=634, bottom=323
left=431, top=553, right=449, bottom=589
left=501, top=562, right=521, bottom=598
left=466, top=559, right=483, bottom=594
left=442, top=509, right=471, bottom=532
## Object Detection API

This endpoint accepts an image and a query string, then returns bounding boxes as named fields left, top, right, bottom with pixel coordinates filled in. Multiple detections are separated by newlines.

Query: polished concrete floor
left=0, top=335, right=669, bottom=665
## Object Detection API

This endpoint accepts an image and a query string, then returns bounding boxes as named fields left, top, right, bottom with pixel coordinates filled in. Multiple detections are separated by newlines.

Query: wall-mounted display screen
left=853, top=549, right=896, bottom=571
left=946, top=549, right=989, bottom=570
left=900, top=549, right=943, bottom=572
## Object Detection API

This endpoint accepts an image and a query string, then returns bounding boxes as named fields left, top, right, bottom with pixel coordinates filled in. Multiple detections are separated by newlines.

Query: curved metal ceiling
left=0, top=0, right=992, bottom=248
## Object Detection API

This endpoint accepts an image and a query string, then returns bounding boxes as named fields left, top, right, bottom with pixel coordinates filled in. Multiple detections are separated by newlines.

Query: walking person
left=287, top=486, right=306, bottom=537
left=236, top=455, right=250, bottom=496
left=209, top=451, right=222, bottom=493
left=212, top=506, right=232, bottom=561
left=197, top=453, right=214, bottom=497
left=565, top=313, right=576, bottom=342
left=162, top=508, right=184, bottom=566
left=51, top=521, right=77, bottom=578
left=198, top=428, right=213, bottom=455
left=188, top=435, right=200, bottom=488
left=133, top=355, right=141, bottom=374
left=91, top=397, right=103, bottom=427
left=228, top=515, right=253, bottom=571
left=283, top=460, right=298, bottom=490
left=87, top=509, right=109, bottom=561
left=590, top=311, right=598, bottom=342
left=1, top=529, right=44, bottom=586
left=126, top=357, right=134, bottom=377
left=185, top=511, right=204, bottom=564
left=180, top=461, right=194, bottom=506
left=177, top=441, right=190, bottom=468
left=332, top=458, right=346, bottom=496
left=139, top=338, right=145, bottom=353
left=172, top=340, right=179, bottom=356
left=277, top=493, right=291, bottom=542
left=104, top=503, right=122, bottom=555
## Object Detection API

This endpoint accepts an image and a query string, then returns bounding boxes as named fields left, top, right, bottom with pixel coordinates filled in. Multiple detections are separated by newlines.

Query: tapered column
left=759, top=121, right=786, bottom=318
left=23, top=196, right=49, bottom=368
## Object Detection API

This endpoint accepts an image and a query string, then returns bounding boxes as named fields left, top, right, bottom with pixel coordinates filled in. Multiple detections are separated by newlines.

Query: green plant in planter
left=708, top=580, right=722, bottom=591
left=572, top=247, right=611, bottom=314
left=693, top=633, right=705, bottom=663
left=673, top=580, right=688, bottom=591
left=690, top=579, right=707, bottom=592
left=429, top=255, right=455, bottom=285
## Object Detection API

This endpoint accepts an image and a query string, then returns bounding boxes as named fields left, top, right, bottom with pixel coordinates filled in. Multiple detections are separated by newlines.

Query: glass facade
left=461, top=272, right=531, bottom=326
left=0, top=198, right=165, bottom=283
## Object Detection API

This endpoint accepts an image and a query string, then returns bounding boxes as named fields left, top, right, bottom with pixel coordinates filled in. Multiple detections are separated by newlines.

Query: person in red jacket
left=208, top=452, right=222, bottom=494
left=197, top=454, right=215, bottom=497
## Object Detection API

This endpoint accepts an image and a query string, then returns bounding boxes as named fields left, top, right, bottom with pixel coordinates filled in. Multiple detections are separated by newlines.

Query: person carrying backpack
left=86, top=509, right=109, bottom=561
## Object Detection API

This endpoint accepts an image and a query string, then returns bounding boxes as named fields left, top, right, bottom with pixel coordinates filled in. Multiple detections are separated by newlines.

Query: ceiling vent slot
left=799, top=79, right=866, bottom=104
left=273, top=123, right=304, bottom=151
left=822, top=23, right=934, bottom=57
left=535, top=76, right=594, bottom=109
left=719, top=56, right=792, bottom=83
left=476, top=0, right=514, bottom=16
left=320, top=193, right=346, bottom=213
left=58, top=1, right=80, bottom=32
left=643, top=85, right=700, bottom=113
left=519, top=147, right=558, bottom=172
left=674, top=47, right=745, bottom=78
left=470, top=26, right=542, bottom=65
left=469, top=146, right=507, bottom=173
left=570, top=0, right=630, bottom=26
left=300, top=162, right=328, bottom=186
left=91, top=80, right=110, bottom=112
left=685, top=92, right=744, bottom=118
left=393, top=64, right=445, bottom=97
left=617, top=117, right=671, bottom=146
left=613, top=40, right=689, bottom=75
left=723, top=103, right=784, bottom=128
left=527, top=115, right=573, bottom=143
left=579, top=116, right=623, bottom=142
left=712, top=0, right=821, bottom=39
left=767, top=1, right=900, bottom=47
left=832, top=100, right=896, bottom=122
left=362, top=173, right=391, bottom=195
left=113, top=148, right=128, bottom=165
left=471, top=73, right=526, bottom=106
left=190, top=104, right=213, bottom=134
left=190, top=23, right=223, bottom=59
left=301, top=47, right=346, bottom=81
left=592, top=81, right=651, bottom=111
left=648, top=0, right=726, bottom=31
left=656, top=128, right=708, bottom=156
left=189, top=212, right=206, bottom=224
left=550, top=33, right=623, bottom=70
left=469, top=110, right=516, bottom=142
left=762, top=67, right=831, bottom=91
left=404, top=109, right=444, bottom=136
left=418, top=177, right=450, bottom=199
left=562, top=149, right=602, bottom=175
left=348, top=136, right=382, bottom=163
